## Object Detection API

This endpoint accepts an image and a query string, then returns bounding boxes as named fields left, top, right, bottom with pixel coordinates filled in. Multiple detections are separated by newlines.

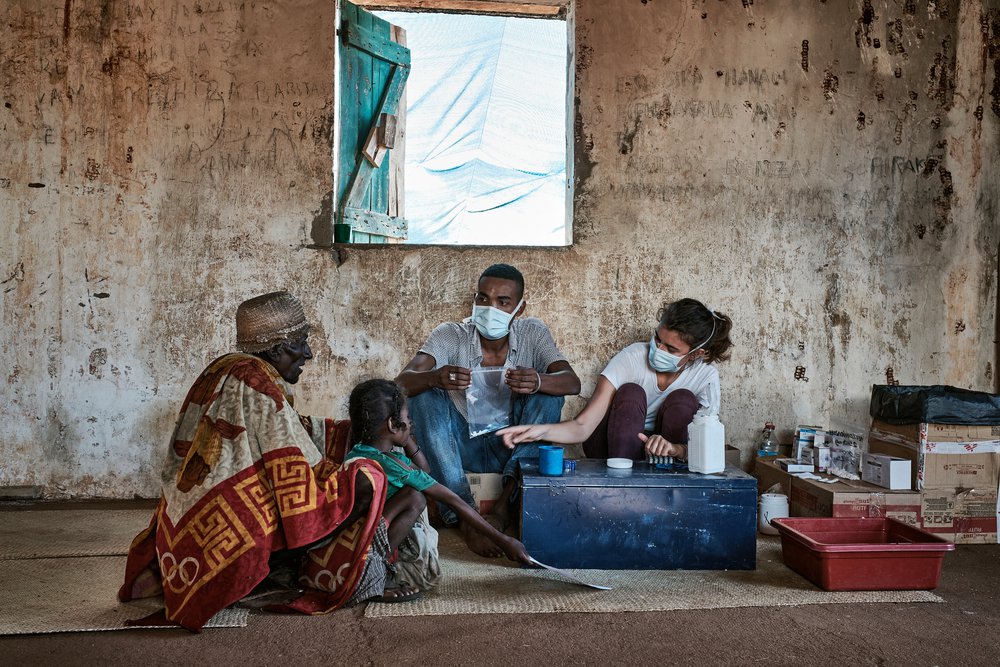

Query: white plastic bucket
left=759, top=493, right=789, bottom=535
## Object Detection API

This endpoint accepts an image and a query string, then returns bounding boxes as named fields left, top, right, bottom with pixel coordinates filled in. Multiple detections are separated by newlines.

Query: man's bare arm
left=395, top=352, right=471, bottom=396
left=505, top=359, right=581, bottom=396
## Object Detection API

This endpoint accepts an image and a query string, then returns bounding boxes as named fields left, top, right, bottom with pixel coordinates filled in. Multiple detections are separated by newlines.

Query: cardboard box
left=788, top=474, right=922, bottom=527
left=923, top=452, right=1000, bottom=490
left=871, top=420, right=1000, bottom=444
left=870, top=429, right=1000, bottom=544
left=868, top=437, right=921, bottom=490
left=869, top=437, right=1000, bottom=492
left=920, top=487, right=999, bottom=544
left=753, top=457, right=792, bottom=496
left=465, top=472, right=503, bottom=515
left=869, top=419, right=1000, bottom=477
left=869, top=416, right=1000, bottom=490
left=862, top=452, right=912, bottom=490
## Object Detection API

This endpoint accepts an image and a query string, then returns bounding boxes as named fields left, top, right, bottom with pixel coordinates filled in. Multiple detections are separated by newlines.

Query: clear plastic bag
left=466, top=367, right=512, bottom=437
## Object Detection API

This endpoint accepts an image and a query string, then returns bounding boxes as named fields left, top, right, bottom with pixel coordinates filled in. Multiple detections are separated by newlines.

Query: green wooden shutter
left=335, top=1, right=410, bottom=244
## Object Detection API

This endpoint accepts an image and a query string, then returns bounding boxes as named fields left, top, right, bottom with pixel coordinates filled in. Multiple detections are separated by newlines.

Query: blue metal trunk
left=518, top=459, right=758, bottom=570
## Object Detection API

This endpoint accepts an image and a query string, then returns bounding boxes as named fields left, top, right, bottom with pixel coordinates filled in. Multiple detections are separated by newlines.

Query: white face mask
left=648, top=319, right=716, bottom=373
left=648, top=338, right=686, bottom=373
left=470, top=299, right=523, bottom=340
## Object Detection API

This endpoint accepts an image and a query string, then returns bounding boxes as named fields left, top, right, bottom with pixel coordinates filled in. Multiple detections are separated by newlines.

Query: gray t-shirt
left=419, top=317, right=567, bottom=420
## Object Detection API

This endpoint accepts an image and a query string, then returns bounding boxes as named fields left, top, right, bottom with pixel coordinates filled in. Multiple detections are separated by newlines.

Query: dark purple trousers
left=582, top=383, right=701, bottom=460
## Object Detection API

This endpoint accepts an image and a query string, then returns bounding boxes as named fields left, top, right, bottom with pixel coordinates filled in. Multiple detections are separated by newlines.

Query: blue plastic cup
left=538, top=445, right=564, bottom=476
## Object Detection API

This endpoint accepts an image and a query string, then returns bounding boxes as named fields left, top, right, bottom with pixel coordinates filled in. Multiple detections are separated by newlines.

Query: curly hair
left=658, top=298, right=734, bottom=363
left=348, top=379, right=406, bottom=445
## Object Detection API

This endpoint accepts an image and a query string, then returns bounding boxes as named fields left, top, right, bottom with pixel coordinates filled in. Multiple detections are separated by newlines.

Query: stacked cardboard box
left=869, top=420, right=1000, bottom=544
left=788, top=474, right=921, bottom=526
left=752, top=457, right=921, bottom=525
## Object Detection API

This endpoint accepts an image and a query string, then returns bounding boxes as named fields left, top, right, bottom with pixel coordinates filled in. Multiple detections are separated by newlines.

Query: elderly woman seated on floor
left=119, top=291, right=424, bottom=631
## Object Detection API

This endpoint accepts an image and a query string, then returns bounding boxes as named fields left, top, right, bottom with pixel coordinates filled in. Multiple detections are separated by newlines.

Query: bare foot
left=460, top=521, right=503, bottom=558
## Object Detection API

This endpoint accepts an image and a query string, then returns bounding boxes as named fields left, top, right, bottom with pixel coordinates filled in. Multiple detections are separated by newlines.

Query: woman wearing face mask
left=499, top=298, right=733, bottom=462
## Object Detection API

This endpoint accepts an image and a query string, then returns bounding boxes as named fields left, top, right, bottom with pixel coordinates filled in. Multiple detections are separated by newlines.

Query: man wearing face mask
left=396, top=264, right=581, bottom=558
left=499, top=298, right=734, bottom=464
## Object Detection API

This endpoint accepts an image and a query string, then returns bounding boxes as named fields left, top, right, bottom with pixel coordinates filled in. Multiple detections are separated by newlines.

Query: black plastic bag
left=870, top=384, right=1000, bottom=425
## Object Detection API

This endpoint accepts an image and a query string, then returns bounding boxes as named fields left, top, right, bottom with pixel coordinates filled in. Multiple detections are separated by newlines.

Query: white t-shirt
left=600, top=342, right=721, bottom=430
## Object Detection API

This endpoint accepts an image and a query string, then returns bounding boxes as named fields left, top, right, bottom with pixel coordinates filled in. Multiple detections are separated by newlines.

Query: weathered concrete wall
left=571, top=0, right=1000, bottom=438
left=1, top=0, right=998, bottom=497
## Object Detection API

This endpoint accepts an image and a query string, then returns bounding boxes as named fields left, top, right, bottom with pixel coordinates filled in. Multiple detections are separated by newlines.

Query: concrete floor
left=2, top=501, right=998, bottom=666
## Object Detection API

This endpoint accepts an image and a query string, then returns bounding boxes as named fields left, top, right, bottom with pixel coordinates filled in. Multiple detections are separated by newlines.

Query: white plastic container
left=759, top=493, right=789, bottom=535
left=687, top=411, right=726, bottom=474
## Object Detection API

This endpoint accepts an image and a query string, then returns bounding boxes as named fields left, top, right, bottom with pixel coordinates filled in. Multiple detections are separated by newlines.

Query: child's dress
left=344, top=443, right=442, bottom=589
left=395, top=506, right=440, bottom=589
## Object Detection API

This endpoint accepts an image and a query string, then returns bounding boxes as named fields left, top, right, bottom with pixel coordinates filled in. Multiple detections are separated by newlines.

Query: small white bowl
left=606, top=457, right=633, bottom=469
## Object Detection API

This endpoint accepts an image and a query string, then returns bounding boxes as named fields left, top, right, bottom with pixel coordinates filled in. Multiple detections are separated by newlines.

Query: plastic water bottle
left=756, top=422, right=778, bottom=457
left=688, top=411, right=726, bottom=474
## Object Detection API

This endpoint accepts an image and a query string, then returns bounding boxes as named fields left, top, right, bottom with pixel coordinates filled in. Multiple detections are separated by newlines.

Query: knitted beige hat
left=235, top=291, right=310, bottom=354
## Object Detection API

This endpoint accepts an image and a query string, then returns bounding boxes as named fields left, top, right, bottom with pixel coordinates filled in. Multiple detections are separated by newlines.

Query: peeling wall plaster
left=1, top=0, right=998, bottom=497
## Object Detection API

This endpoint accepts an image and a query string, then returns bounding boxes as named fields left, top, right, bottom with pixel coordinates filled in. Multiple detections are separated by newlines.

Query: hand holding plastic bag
left=467, top=367, right=512, bottom=437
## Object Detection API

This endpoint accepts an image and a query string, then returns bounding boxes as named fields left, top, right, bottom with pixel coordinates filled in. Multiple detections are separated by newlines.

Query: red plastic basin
left=770, top=517, right=955, bottom=591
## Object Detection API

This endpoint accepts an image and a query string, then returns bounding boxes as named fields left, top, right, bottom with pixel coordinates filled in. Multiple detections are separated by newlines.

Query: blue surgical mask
left=648, top=319, right=717, bottom=373
left=470, top=299, right=523, bottom=340
left=648, top=337, right=687, bottom=373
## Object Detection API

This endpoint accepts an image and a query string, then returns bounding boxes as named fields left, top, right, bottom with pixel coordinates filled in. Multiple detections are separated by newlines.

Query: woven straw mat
left=0, top=555, right=247, bottom=634
left=0, top=509, right=151, bottom=560
left=365, top=531, right=943, bottom=618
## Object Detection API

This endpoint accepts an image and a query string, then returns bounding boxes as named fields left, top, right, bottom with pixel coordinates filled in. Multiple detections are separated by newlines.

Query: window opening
left=331, top=1, right=571, bottom=246
left=376, top=11, right=569, bottom=245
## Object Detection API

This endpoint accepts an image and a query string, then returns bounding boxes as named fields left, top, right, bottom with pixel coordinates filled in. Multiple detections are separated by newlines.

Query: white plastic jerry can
left=688, top=410, right=726, bottom=474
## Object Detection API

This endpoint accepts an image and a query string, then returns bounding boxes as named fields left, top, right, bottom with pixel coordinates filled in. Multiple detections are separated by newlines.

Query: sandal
left=375, top=583, right=422, bottom=603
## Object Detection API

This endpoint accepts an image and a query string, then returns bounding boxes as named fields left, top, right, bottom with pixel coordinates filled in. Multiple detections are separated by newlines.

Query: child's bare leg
left=376, top=487, right=425, bottom=599
left=382, top=487, right=426, bottom=554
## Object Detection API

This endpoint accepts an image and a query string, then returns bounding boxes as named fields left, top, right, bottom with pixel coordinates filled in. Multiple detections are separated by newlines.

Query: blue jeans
left=408, top=388, right=564, bottom=525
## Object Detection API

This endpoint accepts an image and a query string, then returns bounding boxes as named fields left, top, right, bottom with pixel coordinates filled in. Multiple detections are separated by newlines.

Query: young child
left=344, top=379, right=532, bottom=599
